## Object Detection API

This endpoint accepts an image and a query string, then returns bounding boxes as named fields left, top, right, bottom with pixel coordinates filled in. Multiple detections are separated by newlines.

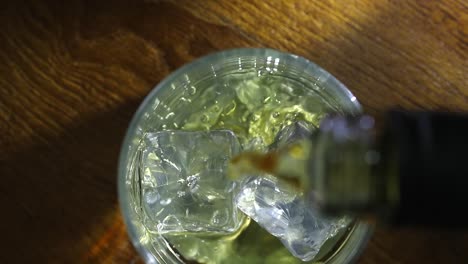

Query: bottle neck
left=307, top=114, right=395, bottom=217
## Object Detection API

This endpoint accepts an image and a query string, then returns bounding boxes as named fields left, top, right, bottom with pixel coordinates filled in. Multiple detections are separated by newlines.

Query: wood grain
left=0, top=0, right=466, bottom=263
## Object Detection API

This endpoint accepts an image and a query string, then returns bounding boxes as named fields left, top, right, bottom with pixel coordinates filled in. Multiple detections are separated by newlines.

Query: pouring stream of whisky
left=228, top=139, right=312, bottom=191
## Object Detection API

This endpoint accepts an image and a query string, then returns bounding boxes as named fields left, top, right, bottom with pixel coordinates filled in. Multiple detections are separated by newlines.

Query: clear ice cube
left=236, top=176, right=349, bottom=261
left=269, top=121, right=316, bottom=150
left=139, top=130, right=246, bottom=235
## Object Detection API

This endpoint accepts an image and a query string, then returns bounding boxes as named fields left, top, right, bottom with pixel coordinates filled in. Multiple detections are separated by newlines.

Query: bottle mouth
left=308, top=114, right=380, bottom=216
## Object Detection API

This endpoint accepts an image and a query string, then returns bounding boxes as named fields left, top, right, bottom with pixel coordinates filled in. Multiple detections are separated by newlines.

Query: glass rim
left=118, top=48, right=365, bottom=263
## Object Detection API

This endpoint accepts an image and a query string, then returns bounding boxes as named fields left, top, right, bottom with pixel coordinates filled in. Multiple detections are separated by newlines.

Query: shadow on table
left=1, top=99, right=142, bottom=263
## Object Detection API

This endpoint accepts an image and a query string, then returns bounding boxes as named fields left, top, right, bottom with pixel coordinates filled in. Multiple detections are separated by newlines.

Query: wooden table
left=1, top=1, right=467, bottom=263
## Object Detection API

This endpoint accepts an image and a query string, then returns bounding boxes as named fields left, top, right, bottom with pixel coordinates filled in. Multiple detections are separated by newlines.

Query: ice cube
left=236, top=176, right=349, bottom=261
left=139, top=130, right=246, bottom=235
left=269, top=121, right=316, bottom=150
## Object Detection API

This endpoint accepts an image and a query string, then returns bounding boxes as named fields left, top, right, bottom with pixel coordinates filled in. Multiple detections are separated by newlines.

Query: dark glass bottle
left=309, top=110, right=468, bottom=227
